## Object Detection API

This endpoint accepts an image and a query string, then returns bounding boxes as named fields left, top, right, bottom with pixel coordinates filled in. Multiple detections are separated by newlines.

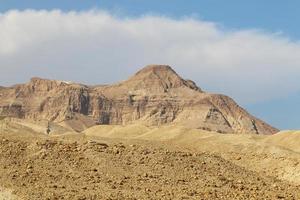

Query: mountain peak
left=0, top=64, right=277, bottom=134
left=123, top=65, right=201, bottom=93
left=135, top=65, right=175, bottom=75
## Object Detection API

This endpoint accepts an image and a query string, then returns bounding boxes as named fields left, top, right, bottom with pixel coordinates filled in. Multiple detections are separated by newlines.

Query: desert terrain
left=0, top=65, right=299, bottom=199
left=0, top=118, right=299, bottom=199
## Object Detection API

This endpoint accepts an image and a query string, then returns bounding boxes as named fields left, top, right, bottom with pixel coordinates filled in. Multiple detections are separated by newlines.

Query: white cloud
left=1, top=9, right=300, bottom=104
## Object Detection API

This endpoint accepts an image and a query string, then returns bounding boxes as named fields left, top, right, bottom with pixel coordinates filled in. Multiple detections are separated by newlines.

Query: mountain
left=0, top=65, right=278, bottom=134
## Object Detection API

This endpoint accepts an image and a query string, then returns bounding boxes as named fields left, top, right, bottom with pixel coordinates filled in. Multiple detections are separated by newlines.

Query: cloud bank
left=1, top=9, right=300, bottom=104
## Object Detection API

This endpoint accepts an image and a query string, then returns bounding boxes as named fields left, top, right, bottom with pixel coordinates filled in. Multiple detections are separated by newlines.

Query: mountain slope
left=0, top=65, right=277, bottom=134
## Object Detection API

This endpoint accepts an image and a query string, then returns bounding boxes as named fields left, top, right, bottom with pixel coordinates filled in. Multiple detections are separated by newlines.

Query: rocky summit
left=0, top=65, right=277, bottom=134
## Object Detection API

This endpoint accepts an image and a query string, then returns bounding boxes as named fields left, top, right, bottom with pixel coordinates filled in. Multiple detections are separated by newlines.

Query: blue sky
left=0, top=1, right=299, bottom=130
left=1, top=0, right=300, bottom=38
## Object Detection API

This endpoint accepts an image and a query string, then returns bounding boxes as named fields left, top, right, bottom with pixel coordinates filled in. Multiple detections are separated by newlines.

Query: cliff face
left=0, top=65, right=278, bottom=134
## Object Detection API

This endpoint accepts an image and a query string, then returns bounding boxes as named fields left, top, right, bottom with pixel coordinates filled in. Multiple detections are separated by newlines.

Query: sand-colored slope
left=1, top=119, right=300, bottom=198
left=2, top=118, right=300, bottom=185
left=83, top=124, right=266, bottom=151
left=0, top=118, right=77, bottom=138
left=83, top=124, right=298, bottom=155
left=83, top=124, right=279, bottom=157
left=263, top=130, right=300, bottom=153
left=84, top=125, right=300, bottom=185
left=1, top=131, right=300, bottom=199
left=84, top=124, right=152, bottom=138
left=0, top=187, right=17, bottom=200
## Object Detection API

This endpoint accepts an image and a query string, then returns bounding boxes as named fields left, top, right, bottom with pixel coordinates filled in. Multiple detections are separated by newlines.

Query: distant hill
left=0, top=65, right=277, bottom=134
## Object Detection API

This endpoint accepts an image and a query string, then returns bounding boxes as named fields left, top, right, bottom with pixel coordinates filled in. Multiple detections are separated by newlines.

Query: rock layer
left=0, top=65, right=278, bottom=134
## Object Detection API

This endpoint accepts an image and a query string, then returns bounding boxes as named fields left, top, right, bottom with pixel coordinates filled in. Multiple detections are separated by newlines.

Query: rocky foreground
left=0, top=132, right=299, bottom=200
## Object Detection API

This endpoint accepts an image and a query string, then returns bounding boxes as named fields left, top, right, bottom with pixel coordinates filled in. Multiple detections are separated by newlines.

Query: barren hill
left=1, top=117, right=300, bottom=199
left=1, top=132, right=300, bottom=200
left=0, top=65, right=277, bottom=134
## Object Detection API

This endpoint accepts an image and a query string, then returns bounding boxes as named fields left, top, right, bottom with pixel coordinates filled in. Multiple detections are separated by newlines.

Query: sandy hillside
left=83, top=124, right=300, bottom=185
left=263, top=130, right=300, bottom=152
left=0, top=131, right=299, bottom=199
left=0, top=118, right=300, bottom=199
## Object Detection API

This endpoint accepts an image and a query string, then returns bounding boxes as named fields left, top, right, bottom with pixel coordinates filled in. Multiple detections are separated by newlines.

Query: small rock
left=27, top=165, right=33, bottom=169
left=235, top=156, right=242, bottom=160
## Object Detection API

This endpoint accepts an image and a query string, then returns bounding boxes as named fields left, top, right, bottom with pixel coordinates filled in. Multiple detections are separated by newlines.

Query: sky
left=0, top=1, right=299, bottom=130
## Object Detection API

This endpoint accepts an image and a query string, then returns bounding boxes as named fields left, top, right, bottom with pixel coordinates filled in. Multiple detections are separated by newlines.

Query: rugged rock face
left=0, top=65, right=278, bottom=134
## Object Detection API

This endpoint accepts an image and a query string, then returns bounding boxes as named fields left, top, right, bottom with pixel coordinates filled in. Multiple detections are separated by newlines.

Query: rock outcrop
left=0, top=65, right=278, bottom=134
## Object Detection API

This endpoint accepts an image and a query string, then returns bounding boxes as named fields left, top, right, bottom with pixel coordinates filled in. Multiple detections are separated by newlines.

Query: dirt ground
left=0, top=132, right=299, bottom=200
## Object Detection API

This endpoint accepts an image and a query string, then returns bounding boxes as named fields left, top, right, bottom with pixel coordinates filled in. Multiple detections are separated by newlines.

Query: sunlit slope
left=264, top=130, right=300, bottom=153
left=0, top=118, right=76, bottom=136
left=83, top=124, right=300, bottom=154
left=83, top=124, right=151, bottom=138
left=2, top=118, right=300, bottom=185
left=83, top=124, right=273, bottom=154
left=83, top=125, right=300, bottom=185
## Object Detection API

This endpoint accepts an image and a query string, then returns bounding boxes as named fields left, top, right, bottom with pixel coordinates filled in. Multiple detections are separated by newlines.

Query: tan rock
left=0, top=65, right=277, bottom=134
